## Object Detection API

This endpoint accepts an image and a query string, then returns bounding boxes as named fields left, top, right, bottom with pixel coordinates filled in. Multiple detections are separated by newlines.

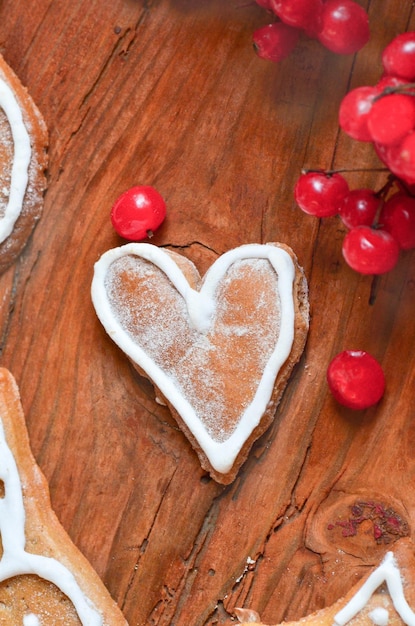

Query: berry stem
left=301, top=167, right=389, bottom=175
left=374, top=82, right=415, bottom=101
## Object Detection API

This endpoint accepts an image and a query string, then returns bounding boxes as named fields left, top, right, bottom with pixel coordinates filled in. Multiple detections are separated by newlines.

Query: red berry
left=396, top=131, right=415, bottom=179
left=367, top=93, right=415, bottom=145
left=379, top=192, right=415, bottom=250
left=376, top=74, right=407, bottom=91
left=317, top=0, right=369, bottom=55
left=339, top=86, right=378, bottom=142
left=339, top=189, right=380, bottom=228
left=270, top=0, right=324, bottom=37
left=110, top=185, right=166, bottom=241
left=374, top=140, right=415, bottom=184
left=253, top=22, right=300, bottom=63
left=382, top=32, right=415, bottom=81
left=327, top=350, right=385, bottom=410
left=295, top=171, right=349, bottom=217
left=342, top=225, right=400, bottom=274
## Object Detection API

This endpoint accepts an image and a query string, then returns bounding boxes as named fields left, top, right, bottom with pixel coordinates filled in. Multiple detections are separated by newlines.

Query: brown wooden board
left=0, top=1, right=414, bottom=624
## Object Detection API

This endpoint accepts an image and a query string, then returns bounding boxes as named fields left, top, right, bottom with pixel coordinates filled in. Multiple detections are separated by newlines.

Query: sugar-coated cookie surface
left=234, top=541, right=415, bottom=626
left=91, top=242, right=309, bottom=483
left=0, top=368, right=128, bottom=625
left=0, top=54, right=48, bottom=274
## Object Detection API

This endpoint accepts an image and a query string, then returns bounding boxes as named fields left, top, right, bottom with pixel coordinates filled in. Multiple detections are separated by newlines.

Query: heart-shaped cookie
left=91, top=242, right=309, bottom=483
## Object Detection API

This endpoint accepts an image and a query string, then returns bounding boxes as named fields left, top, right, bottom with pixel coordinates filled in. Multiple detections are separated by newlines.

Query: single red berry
left=294, top=171, right=349, bottom=217
left=270, top=0, right=324, bottom=37
left=253, top=22, right=300, bottom=62
left=327, top=350, right=385, bottom=410
left=379, top=192, right=415, bottom=250
left=339, top=189, right=380, bottom=229
left=317, top=0, right=369, bottom=55
left=382, top=32, right=415, bottom=81
left=374, top=140, right=415, bottom=184
left=342, top=225, right=400, bottom=274
left=110, top=185, right=166, bottom=241
left=376, top=74, right=407, bottom=91
left=367, top=93, right=415, bottom=145
left=396, top=131, right=415, bottom=180
left=339, top=86, right=378, bottom=142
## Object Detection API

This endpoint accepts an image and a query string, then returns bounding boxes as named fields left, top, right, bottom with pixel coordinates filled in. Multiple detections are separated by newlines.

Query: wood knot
left=326, top=499, right=409, bottom=545
left=305, top=490, right=410, bottom=563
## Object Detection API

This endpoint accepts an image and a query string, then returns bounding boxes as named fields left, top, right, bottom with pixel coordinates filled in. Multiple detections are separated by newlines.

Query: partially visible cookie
left=0, top=368, right=127, bottom=625
left=91, top=242, right=309, bottom=484
left=0, top=54, right=48, bottom=274
left=234, top=541, right=415, bottom=626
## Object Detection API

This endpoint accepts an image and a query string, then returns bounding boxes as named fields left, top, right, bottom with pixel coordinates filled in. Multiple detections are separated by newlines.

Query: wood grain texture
left=0, top=1, right=414, bottom=624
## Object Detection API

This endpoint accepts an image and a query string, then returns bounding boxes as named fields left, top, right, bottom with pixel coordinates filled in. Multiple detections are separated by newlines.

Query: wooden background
left=0, top=1, right=414, bottom=624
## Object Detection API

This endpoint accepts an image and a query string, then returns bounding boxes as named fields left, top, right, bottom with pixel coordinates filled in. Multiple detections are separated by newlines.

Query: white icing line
left=23, top=615, right=40, bottom=626
left=0, top=419, right=103, bottom=625
left=334, top=552, right=415, bottom=626
left=91, top=243, right=296, bottom=474
left=369, top=607, right=389, bottom=626
left=0, top=77, right=31, bottom=243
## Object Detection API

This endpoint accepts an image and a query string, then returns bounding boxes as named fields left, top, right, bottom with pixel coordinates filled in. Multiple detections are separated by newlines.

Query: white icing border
left=0, top=419, right=103, bottom=625
left=91, top=243, right=296, bottom=474
left=0, top=76, right=31, bottom=244
left=334, top=552, right=415, bottom=626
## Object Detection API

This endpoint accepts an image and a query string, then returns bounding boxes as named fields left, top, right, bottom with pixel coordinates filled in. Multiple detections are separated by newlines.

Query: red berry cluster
left=253, top=0, right=369, bottom=63
left=339, top=32, right=415, bottom=185
left=295, top=170, right=415, bottom=275
left=295, top=32, right=415, bottom=277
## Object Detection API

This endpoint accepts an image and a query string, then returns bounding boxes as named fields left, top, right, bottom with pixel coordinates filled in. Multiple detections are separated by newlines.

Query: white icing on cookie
left=23, top=614, right=40, bottom=626
left=0, top=419, right=103, bottom=625
left=0, top=76, right=31, bottom=243
left=334, top=552, right=415, bottom=626
left=91, top=243, right=296, bottom=474
left=369, top=607, right=389, bottom=626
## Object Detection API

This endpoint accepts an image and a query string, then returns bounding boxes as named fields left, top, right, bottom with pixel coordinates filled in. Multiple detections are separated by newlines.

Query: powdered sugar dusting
left=92, top=242, right=297, bottom=474
left=105, top=255, right=280, bottom=442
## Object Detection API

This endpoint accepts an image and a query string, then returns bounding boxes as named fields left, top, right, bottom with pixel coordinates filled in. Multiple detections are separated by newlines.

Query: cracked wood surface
left=0, top=1, right=414, bottom=625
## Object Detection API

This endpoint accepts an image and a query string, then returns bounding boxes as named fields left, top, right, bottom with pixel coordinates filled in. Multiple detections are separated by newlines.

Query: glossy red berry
left=110, top=185, right=166, bottom=241
left=339, top=86, right=378, bottom=142
left=375, top=74, right=407, bottom=91
left=367, top=93, right=415, bottom=145
left=342, top=225, right=400, bottom=274
left=253, top=22, right=300, bottom=62
left=327, top=350, right=385, bottom=410
left=396, top=131, right=415, bottom=179
left=382, top=32, right=415, bottom=81
left=339, top=189, right=380, bottom=229
left=295, top=171, right=349, bottom=217
left=317, top=0, right=369, bottom=55
left=270, top=0, right=324, bottom=36
left=374, top=140, right=415, bottom=184
left=379, top=192, right=415, bottom=250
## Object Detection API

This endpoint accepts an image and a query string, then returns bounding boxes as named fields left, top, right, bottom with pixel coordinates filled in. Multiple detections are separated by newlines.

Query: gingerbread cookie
left=0, top=54, right=48, bottom=274
left=91, top=242, right=309, bottom=483
left=234, top=541, right=415, bottom=626
left=0, top=368, right=127, bottom=625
